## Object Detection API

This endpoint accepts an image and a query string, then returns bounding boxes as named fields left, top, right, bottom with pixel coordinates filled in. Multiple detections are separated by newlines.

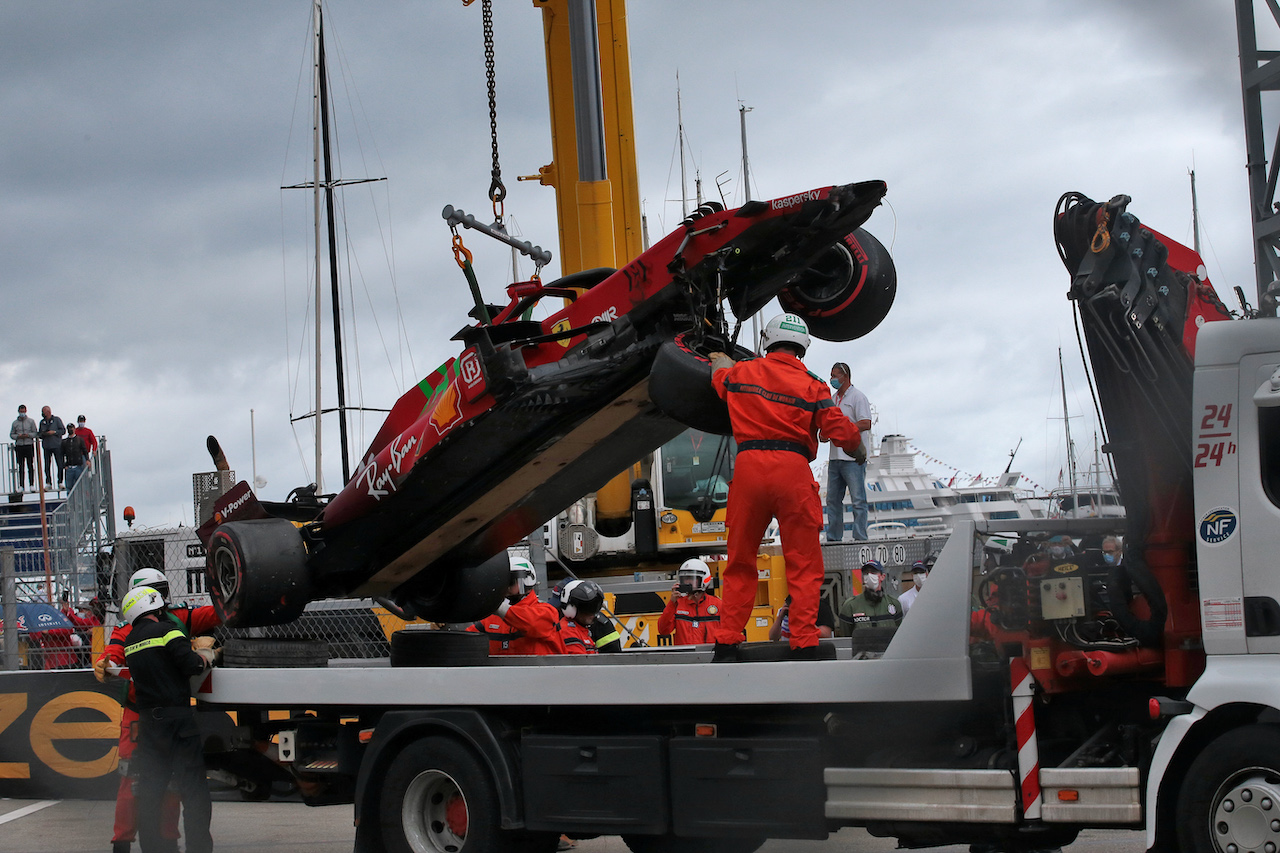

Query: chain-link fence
left=109, top=526, right=404, bottom=660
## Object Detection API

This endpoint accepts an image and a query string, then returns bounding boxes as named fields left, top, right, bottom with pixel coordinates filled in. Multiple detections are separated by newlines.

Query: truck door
left=1236, top=353, right=1280, bottom=653
left=1192, top=358, right=1247, bottom=656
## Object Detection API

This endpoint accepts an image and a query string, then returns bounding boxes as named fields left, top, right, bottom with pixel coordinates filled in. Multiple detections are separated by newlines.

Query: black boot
left=711, top=643, right=741, bottom=663
left=112, top=841, right=130, bottom=853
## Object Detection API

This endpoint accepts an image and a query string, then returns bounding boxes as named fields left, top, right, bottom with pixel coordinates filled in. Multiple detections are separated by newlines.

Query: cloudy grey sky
left=0, top=0, right=1261, bottom=527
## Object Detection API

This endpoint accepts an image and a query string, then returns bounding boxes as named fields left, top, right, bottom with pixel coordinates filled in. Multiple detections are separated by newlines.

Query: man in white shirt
left=899, top=559, right=929, bottom=613
left=824, top=362, right=872, bottom=541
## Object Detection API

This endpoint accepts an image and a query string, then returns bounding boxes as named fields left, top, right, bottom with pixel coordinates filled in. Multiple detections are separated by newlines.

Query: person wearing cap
left=121, top=585, right=215, bottom=853
left=9, top=405, right=37, bottom=489
left=61, top=424, right=89, bottom=490
left=838, top=560, right=902, bottom=636
left=706, top=313, right=863, bottom=662
left=657, top=558, right=724, bottom=645
left=74, top=414, right=98, bottom=463
left=899, top=560, right=930, bottom=614
left=823, top=361, right=873, bottom=542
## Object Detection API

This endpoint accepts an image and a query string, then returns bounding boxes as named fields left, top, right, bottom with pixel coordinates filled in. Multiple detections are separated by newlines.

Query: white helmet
left=122, top=586, right=165, bottom=624
left=676, top=558, right=712, bottom=593
left=761, top=313, right=811, bottom=355
left=510, top=557, right=538, bottom=594
left=130, top=567, right=170, bottom=600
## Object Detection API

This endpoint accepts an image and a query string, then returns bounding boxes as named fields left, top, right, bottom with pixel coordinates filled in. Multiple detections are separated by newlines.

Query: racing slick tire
left=381, top=735, right=536, bottom=853
left=777, top=227, right=895, bottom=342
left=206, top=518, right=311, bottom=627
left=1176, top=724, right=1280, bottom=853
left=648, top=334, right=752, bottom=436
left=622, top=835, right=766, bottom=853
left=221, top=638, right=330, bottom=668
left=390, top=628, right=491, bottom=667
left=402, top=551, right=510, bottom=624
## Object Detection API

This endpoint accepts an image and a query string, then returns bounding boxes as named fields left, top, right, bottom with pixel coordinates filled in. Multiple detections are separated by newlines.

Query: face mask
left=1049, top=546, right=1070, bottom=561
left=1102, top=553, right=1117, bottom=566
left=863, top=573, right=882, bottom=592
left=913, top=572, right=926, bottom=590
left=829, top=378, right=841, bottom=389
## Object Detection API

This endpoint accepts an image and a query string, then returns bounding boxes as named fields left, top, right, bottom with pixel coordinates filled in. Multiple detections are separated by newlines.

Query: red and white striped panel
left=1010, top=656, right=1042, bottom=819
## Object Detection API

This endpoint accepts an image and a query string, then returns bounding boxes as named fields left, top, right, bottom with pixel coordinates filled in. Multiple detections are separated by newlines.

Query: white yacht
left=819, top=434, right=1047, bottom=542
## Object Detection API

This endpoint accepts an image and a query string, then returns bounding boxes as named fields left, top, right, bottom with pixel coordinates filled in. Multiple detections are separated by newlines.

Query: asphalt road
left=0, top=797, right=1148, bottom=853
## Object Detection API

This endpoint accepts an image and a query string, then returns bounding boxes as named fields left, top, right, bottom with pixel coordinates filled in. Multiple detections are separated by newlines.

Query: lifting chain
left=482, top=0, right=506, bottom=226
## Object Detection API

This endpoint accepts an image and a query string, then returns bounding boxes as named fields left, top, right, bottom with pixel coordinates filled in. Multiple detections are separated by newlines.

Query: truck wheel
left=382, top=735, right=526, bottom=853
left=207, top=518, right=311, bottom=627
left=221, top=638, right=329, bottom=668
left=622, top=835, right=765, bottom=853
left=402, top=552, right=510, bottom=624
left=1176, top=725, right=1280, bottom=853
left=777, top=227, right=895, bottom=342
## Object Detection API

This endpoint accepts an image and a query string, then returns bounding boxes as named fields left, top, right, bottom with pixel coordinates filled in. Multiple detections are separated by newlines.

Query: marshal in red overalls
left=709, top=315, right=861, bottom=654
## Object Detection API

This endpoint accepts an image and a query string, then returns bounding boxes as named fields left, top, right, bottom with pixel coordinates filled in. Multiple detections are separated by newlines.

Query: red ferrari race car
left=199, top=180, right=897, bottom=627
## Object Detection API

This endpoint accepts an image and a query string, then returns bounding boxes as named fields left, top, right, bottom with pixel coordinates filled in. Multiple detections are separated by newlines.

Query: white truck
left=193, top=192, right=1280, bottom=853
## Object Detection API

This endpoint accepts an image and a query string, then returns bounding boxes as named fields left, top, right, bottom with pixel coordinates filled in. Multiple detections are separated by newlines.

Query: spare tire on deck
left=221, top=638, right=330, bottom=668
left=390, top=628, right=490, bottom=667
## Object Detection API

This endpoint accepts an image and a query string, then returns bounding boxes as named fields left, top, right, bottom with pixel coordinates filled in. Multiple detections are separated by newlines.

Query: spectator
left=768, top=594, right=836, bottom=642
left=838, top=560, right=902, bottom=636
left=37, top=406, right=65, bottom=489
left=9, top=405, right=37, bottom=490
left=62, top=425, right=89, bottom=491
left=822, top=362, right=873, bottom=542
left=900, top=560, right=930, bottom=614
left=74, top=415, right=98, bottom=463
left=1102, top=535, right=1123, bottom=566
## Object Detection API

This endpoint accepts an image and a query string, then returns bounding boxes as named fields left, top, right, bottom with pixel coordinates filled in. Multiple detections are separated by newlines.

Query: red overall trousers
left=710, top=351, right=861, bottom=650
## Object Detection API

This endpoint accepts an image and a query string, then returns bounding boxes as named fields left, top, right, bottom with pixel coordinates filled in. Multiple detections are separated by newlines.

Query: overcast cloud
left=0, top=0, right=1260, bottom=527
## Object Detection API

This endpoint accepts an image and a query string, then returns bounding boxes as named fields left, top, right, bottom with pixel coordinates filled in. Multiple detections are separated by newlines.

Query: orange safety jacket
left=657, top=592, right=724, bottom=645
left=468, top=591, right=561, bottom=656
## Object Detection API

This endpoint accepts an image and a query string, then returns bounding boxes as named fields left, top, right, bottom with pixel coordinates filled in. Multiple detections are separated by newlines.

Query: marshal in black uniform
left=122, top=586, right=213, bottom=853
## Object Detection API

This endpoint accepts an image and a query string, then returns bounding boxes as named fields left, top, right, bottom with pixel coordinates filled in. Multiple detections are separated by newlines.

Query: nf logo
left=1199, top=507, right=1238, bottom=545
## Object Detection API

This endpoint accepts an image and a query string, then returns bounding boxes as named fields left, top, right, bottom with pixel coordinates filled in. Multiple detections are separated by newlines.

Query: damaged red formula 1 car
left=199, top=181, right=897, bottom=627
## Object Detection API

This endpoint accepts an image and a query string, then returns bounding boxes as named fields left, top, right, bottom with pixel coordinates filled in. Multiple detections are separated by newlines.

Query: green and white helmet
left=510, top=556, right=538, bottom=593
left=121, top=586, right=165, bottom=624
left=761, top=313, right=811, bottom=355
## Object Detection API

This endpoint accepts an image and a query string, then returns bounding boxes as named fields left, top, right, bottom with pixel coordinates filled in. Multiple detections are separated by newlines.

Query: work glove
left=191, top=635, right=217, bottom=651
left=195, top=648, right=219, bottom=670
left=852, top=444, right=868, bottom=465
left=92, top=656, right=110, bottom=683
left=708, top=351, right=735, bottom=373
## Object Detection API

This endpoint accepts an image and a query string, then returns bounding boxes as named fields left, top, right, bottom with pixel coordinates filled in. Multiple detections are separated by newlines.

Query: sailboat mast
left=1058, top=348, right=1079, bottom=516
left=317, top=7, right=352, bottom=485
left=312, top=2, right=324, bottom=494
left=739, top=103, right=753, bottom=203
left=677, top=73, right=688, bottom=220
left=1190, top=167, right=1202, bottom=255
